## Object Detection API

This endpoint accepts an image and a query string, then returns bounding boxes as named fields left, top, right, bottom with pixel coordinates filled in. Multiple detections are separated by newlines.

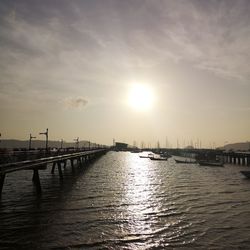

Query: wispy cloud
left=1, top=0, right=250, bottom=103
left=137, top=0, right=250, bottom=81
left=0, top=0, right=249, bottom=144
left=63, top=97, right=88, bottom=110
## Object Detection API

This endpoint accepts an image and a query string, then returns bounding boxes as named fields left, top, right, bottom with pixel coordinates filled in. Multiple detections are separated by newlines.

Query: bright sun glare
left=128, top=84, right=155, bottom=111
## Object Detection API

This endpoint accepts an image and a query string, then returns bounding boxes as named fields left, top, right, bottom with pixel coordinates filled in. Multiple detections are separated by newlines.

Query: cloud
left=63, top=97, right=88, bottom=110
left=1, top=0, right=250, bottom=98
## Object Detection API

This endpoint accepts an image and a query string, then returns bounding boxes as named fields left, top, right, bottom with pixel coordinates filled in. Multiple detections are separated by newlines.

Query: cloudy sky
left=0, top=0, right=250, bottom=147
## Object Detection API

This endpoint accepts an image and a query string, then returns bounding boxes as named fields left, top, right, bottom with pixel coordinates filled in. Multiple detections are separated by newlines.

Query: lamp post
left=74, top=137, right=79, bottom=150
left=60, top=139, right=63, bottom=149
left=29, top=134, right=36, bottom=150
left=39, top=128, right=48, bottom=151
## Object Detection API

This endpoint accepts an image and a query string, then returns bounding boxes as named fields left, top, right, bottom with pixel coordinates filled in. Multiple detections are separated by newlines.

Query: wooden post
left=78, top=157, right=82, bottom=167
left=63, top=160, right=67, bottom=169
left=51, top=162, right=56, bottom=174
left=32, top=169, right=42, bottom=195
left=0, top=173, right=6, bottom=198
left=58, top=162, right=63, bottom=179
left=233, top=157, right=237, bottom=164
left=247, top=157, right=250, bottom=166
left=71, top=159, right=74, bottom=172
left=242, top=157, right=246, bottom=166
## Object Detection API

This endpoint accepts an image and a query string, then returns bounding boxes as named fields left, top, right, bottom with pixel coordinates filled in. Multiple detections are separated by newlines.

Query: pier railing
left=0, top=147, right=108, bottom=164
left=0, top=149, right=105, bottom=174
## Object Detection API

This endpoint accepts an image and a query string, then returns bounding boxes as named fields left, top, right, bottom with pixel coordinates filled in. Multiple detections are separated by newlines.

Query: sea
left=1, top=151, right=250, bottom=249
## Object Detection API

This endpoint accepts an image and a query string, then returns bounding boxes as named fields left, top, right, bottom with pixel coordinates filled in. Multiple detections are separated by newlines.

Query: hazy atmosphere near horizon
left=0, top=0, right=250, bottom=147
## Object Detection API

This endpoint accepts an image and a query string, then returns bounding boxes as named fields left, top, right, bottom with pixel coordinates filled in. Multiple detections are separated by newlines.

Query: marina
left=1, top=151, right=250, bottom=249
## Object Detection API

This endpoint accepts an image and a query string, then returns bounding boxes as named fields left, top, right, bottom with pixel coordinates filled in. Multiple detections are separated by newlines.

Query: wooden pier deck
left=0, top=149, right=107, bottom=197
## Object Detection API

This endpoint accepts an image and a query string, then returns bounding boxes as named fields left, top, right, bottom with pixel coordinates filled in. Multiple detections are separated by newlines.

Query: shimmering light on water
left=1, top=152, right=250, bottom=249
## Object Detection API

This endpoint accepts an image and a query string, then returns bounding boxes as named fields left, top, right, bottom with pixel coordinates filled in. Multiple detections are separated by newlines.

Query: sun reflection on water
left=122, top=153, right=159, bottom=237
left=116, top=152, right=190, bottom=248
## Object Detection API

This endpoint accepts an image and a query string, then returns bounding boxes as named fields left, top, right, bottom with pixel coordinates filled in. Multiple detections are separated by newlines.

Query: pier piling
left=0, top=174, right=5, bottom=197
left=58, top=162, right=63, bottom=180
left=32, top=169, right=41, bottom=195
left=51, top=162, right=56, bottom=174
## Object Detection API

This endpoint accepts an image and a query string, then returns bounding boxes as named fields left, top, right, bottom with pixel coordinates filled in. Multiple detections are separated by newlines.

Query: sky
left=0, top=0, right=250, bottom=148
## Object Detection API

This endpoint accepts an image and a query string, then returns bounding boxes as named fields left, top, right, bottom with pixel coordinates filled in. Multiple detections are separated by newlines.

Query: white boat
left=139, top=153, right=154, bottom=158
left=149, top=155, right=170, bottom=161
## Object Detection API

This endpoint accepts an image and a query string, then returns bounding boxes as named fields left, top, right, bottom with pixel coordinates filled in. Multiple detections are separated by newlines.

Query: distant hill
left=0, top=139, right=94, bottom=149
left=221, top=142, right=250, bottom=151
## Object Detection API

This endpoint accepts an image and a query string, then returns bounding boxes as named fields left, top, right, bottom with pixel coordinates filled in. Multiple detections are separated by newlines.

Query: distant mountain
left=221, top=142, right=250, bottom=151
left=0, top=139, right=94, bottom=149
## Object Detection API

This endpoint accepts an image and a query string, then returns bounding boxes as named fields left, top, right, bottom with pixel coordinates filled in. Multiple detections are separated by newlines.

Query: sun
left=128, top=84, right=155, bottom=111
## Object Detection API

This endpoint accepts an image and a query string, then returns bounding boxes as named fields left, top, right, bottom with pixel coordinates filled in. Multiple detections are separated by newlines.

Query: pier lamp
left=39, top=128, right=48, bottom=151
left=29, top=134, right=36, bottom=150
left=74, top=137, right=79, bottom=150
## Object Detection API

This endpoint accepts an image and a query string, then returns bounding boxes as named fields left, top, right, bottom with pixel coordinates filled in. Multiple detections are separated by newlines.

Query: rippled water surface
left=1, top=151, right=250, bottom=249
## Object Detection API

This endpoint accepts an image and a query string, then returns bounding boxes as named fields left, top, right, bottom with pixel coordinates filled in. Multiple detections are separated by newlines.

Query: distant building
left=115, top=142, right=128, bottom=151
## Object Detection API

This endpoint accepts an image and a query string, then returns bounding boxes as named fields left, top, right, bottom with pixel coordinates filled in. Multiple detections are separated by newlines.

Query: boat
left=198, top=161, right=224, bottom=167
left=160, top=152, right=171, bottom=158
left=139, top=153, right=154, bottom=159
left=175, top=159, right=197, bottom=164
left=149, top=156, right=169, bottom=161
left=130, top=149, right=142, bottom=153
left=240, top=171, right=250, bottom=178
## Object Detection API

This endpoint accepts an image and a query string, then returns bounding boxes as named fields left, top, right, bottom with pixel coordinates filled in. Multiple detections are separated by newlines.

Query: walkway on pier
left=0, top=149, right=107, bottom=197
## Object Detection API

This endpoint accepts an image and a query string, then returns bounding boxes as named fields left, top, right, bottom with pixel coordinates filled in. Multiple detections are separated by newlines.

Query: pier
left=0, top=148, right=108, bottom=198
left=144, top=148, right=250, bottom=166
left=222, top=151, right=250, bottom=166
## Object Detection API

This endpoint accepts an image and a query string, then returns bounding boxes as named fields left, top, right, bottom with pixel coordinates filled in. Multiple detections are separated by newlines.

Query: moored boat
left=175, top=159, right=197, bottom=164
left=139, top=153, right=154, bottom=158
left=149, top=156, right=169, bottom=161
left=240, top=171, right=250, bottom=178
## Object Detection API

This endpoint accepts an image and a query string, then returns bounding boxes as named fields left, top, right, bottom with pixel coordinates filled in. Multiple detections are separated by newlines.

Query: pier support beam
left=0, top=173, right=6, bottom=198
left=58, top=162, right=63, bottom=180
left=32, top=169, right=41, bottom=195
left=51, top=162, right=56, bottom=174
left=247, top=157, right=250, bottom=166
left=70, top=159, right=74, bottom=172
left=63, top=160, right=67, bottom=169
left=233, top=157, right=237, bottom=164
left=77, top=157, right=83, bottom=167
left=229, top=156, right=233, bottom=164
left=242, top=157, right=245, bottom=166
